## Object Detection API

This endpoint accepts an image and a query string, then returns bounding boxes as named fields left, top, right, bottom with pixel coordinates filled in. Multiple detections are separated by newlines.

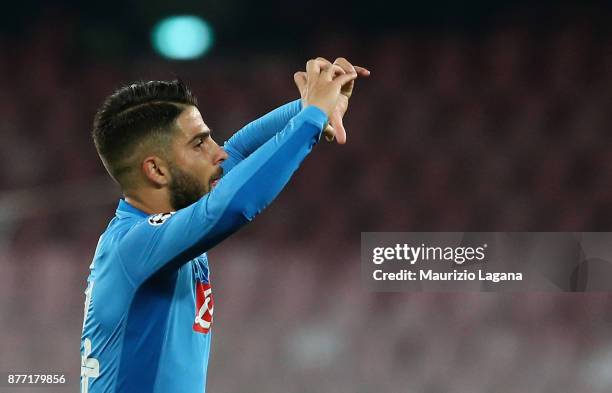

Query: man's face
left=167, top=106, right=227, bottom=210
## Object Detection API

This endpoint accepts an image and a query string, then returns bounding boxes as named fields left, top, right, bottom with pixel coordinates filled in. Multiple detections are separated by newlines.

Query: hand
left=325, top=57, right=370, bottom=144
left=298, top=57, right=358, bottom=120
left=294, top=57, right=370, bottom=144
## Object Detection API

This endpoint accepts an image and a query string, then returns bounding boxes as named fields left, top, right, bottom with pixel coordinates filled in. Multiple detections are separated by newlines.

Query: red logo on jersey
left=193, top=282, right=214, bottom=334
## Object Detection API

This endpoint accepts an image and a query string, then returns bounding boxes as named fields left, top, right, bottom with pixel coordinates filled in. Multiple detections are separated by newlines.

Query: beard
left=168, top=165, right=208, bottom=211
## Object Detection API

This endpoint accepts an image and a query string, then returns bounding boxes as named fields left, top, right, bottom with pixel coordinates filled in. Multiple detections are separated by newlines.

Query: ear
left=142, top=156, right=171, bottom=187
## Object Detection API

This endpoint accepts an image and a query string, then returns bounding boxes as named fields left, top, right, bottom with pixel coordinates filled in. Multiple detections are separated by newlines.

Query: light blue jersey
left=80, top=102, right=326, bottom=393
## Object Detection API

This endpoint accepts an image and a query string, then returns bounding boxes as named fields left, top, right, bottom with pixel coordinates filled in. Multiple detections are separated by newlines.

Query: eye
left=195, top=137, right=204, bottom=148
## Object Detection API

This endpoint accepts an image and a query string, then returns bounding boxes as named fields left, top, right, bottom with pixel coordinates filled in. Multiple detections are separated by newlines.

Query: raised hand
left=325, top=57, right=370, bottom=144
left=299, top=58, right=358, bottom=119
left=294, top=57, right=370, bottom=144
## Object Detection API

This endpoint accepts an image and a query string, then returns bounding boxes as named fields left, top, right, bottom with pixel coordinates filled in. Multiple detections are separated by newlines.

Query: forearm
left=211, top=105, right=324, bottom=222
left=222, top=99, right=302, bottom=172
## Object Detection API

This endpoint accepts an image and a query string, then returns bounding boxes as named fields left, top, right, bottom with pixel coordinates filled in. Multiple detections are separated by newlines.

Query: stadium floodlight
left=152, top=15, right=213, bottom=60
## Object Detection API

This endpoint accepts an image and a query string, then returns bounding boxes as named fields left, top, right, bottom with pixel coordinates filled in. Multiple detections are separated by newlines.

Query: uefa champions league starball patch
left=147, top=212, right=175, bottom=226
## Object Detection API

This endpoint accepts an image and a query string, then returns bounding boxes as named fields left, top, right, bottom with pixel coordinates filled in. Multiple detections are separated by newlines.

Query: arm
left=117, top=106, right=326, bottom=286
left=222, top=100, right=302, bottom=173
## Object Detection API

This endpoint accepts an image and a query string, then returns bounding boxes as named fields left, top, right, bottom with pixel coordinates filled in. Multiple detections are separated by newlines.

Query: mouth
left=210, top=169, right=223, bottom=189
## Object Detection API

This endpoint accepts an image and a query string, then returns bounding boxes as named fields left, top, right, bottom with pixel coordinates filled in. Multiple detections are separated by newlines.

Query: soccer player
left=80, top=57, right=369, bottom=393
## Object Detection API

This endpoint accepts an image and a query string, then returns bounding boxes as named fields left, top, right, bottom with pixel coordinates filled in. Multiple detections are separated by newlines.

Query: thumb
left=293, top=71, right=307, bottom=96
left=330, top=110, right=347, bottom=144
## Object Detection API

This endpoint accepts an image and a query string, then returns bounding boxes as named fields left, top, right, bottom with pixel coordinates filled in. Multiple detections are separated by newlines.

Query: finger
left=315, top=57, right=333, bottom=66
left=333, top=57, right=356, bottom=74
left=305, top=58, right=327, bottom=78
left=293, top=71, right=307, bottom=95
left=330, top=110, right=347, bottom=144
left=306, top=57, right=332, bottom=74
left=333, top=71, right=358, bottom=87
left=327, top=110, right=346, bottom=144
left=340, top=78, right=355, bottom=97
left=332, top=64, right=345, bottom=78
left=354, top=65, right=371, bottom=76
left=305, top=59, right=319, bottom=75
left=322, top=63, right=343, bottom=81
left=333, top=58, right=370, bottom=77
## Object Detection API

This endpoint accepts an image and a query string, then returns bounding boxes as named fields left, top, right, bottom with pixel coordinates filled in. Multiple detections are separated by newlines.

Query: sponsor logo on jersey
left=193, top=282, right=214, bottom=334
left=147, top=212, right=175, bottom=226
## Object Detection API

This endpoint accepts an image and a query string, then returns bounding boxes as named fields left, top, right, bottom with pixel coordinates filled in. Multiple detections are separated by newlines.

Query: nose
left=215, top=146, right=228, bottom=165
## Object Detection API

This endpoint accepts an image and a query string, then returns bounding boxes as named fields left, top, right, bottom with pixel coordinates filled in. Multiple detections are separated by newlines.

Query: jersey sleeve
left=221, top=99, right=302, bottom=173
left=116, top=105, right=326, bottom=286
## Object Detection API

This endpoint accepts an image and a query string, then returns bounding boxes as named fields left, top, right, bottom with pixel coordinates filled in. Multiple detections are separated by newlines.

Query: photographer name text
left=371, top=244, right=522, bottom=282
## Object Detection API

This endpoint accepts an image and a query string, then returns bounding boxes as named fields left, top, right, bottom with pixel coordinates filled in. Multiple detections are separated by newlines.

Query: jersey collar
left=116, top=199, right=149, bottom=219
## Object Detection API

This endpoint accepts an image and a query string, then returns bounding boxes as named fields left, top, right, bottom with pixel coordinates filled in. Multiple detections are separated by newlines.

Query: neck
left=124, top=188, right=174, bottom=215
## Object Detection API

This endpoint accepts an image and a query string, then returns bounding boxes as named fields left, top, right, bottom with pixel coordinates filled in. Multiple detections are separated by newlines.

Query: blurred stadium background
left=2, top=0, right=612, bottom=392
